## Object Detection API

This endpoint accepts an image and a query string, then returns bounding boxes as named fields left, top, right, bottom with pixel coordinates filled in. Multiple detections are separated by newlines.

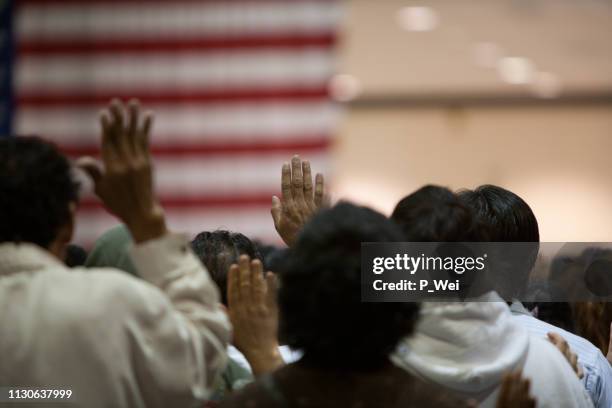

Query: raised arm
left=78, top=99, right=231, bottom=405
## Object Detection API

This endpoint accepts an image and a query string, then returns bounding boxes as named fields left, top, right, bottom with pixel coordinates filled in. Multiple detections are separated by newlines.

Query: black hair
left=0, top=136, right=79, bottom=248
left=191, top=230, right=262, bottom=305
left=252, top=239, right=286, bottom=272
left=458, top=185, right=540, bottom=297
left=278, top=202, right=420, bottom=369
left=64, top=244, right=88, bottom=267
left=391, top=185, right=489, bottom=242
left=457, top=185, right=539, bottom=243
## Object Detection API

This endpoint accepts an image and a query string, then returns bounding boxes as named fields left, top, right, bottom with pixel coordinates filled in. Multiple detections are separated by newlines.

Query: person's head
left=391, top=186, right=492, bottom=298
left=278, top=202, right=420, bottom=370
left=191, top=230, right=262, bottom=305
left=391, top=185, right=488, bottom=242
left=0, top=137, right=79, bottom=259
left=457, top=185, right=539, bottom=243
left=458, top=185, right=540, bottom=297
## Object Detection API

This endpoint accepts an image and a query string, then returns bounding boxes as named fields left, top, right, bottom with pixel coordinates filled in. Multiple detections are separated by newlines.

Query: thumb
left=76, top=156, right=103, bottom=185
left=271, top=195, right=282, bottom=225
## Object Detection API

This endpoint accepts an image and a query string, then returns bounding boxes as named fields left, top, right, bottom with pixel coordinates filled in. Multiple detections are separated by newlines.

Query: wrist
left=243, top=344, right=284, bottom=376
left=127, top=206, right=167, bottom=243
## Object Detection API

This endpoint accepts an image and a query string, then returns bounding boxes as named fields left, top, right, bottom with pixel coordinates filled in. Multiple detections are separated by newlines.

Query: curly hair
left=278, top=202, right=420, bottom=369
left=191, top=230, right=262, bottom=305
left=0, top=137, right=79, bottom=248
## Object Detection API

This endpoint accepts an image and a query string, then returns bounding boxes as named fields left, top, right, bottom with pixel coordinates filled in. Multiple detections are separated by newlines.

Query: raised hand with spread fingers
left=77, top=99, right=166, bottom=243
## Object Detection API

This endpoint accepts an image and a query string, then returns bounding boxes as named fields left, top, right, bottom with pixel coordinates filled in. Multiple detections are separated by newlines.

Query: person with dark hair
left=392, top=185, right=488, bottom=242
left=458, top=184, right=539, bottom=299
left=220, top=202, right=467, bottom=408
left=190, top=230, right=302, bottom=404
left=192, top=230, right=263, bottom=306
left=0, top=100, right=230, bottom=408
left=64, top=244, right=88, bottom=267
left=458, top=184, right=540, bottom=243
left=0, top=136, right=79, bottom=257
left=460, top=185, right=612, bottom=408
left=390, top=186, right=592, bottom=408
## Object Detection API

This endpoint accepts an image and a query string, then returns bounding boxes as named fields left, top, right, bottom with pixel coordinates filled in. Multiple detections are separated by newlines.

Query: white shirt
left=510, top=302, right=612, bottom=408
left=392, top=292, right=593, bottom=408
left=0, top=234, right=231, bottom=408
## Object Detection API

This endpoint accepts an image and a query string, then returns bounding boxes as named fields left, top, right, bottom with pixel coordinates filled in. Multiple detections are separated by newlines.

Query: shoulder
left=522, top=336, right=593, bottom=407
left=41, top=267, right=171, bottom=325
left=513, top=314, right=605, bottom=366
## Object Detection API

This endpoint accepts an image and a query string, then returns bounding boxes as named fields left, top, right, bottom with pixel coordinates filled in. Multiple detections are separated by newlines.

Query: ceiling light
left=397, top=6, right=439, bottom=32
left=497, top=57, right=535, bottom=84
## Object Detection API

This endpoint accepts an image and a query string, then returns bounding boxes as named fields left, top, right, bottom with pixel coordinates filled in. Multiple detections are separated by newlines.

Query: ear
left=49, top=202, right=77, bottom=261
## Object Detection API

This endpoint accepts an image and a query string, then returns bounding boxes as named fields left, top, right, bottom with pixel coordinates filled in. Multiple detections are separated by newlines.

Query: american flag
left=13, top=0, right=340, bottom=246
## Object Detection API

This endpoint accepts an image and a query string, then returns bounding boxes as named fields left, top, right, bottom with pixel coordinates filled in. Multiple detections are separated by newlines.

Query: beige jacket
left=0, top=234, right=231, bottom=408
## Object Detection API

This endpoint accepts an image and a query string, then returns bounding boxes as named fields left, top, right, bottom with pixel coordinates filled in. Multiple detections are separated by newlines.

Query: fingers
left=314, top=173, right=325, bottom=208
left=302, top=160, right=314, bottom=202
left=99, top=111, right=118, bottom=163
left=101, top=98, right=152, bottom=161
left=271, top=196, right=282, bottom=226
left=290, top=155, right=305, bottom=205
left=250, top=259, right=266, bottom=305
left=281, top=162, right=293, bottom=203
left=108, top=99, right=129, bottom=157
left=126, top=99, right=140, bottom=154
left=547, top=332, right=568, bottom=354
left=238, top=255, right=253, bottom=306
left=227, top=264, right=240, bottom=309
left=139, top=112, right=153, bottom=153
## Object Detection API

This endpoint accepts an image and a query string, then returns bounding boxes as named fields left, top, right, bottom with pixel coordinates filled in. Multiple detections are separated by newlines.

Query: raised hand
left=548, top=332, right=584, bottom=378
left=271, top=155, right=326, bottom=246
left=228, top=255, right=283, bottom=376
left=496, top=372, right=536, bottom=408
left=77, top=99, right=166, bottom=243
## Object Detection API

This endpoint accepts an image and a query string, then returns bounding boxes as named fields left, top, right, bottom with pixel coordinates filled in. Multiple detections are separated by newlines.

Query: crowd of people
left=0, top=99, right=611, bottom=407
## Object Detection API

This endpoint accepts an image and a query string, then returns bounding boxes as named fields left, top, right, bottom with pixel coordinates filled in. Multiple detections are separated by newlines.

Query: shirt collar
left=0, top=242, right=65, bottom=277
left=509, top=300, right=532, bottom=316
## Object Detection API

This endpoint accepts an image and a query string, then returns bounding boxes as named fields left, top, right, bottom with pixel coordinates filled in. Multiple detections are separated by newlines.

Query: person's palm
left=271, top=155, right=326, bottom=246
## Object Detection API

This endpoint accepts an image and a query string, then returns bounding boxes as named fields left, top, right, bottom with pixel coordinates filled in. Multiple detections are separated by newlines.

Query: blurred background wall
left=333, top=0, right=612, bottom=241
left=4, top=0, right=612, bottom=244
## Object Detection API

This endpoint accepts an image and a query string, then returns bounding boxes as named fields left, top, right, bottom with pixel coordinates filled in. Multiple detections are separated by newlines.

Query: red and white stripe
left=14, top=0, right=340, bottom=246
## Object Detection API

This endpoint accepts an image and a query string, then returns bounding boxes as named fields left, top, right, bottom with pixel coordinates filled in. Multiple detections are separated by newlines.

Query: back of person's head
left=457, top=185, right=539, bottom=243
left=191, top=230, right=262, bottom=305
left=391, top=185, right=488, bottom=242
left=0, top=137, right=79, bottom=253
left=278, top=202, right=420, bottom=370
left=458, top=185, right=539, bottom=297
